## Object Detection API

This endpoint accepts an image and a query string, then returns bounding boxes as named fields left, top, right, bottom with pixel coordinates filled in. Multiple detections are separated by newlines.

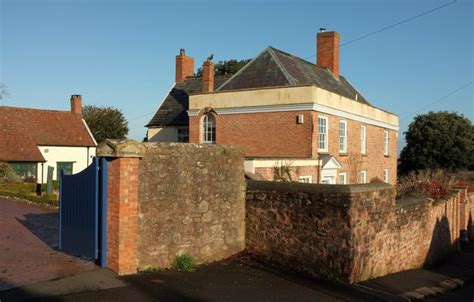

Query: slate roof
left=217, top=46, right=371, bottom=106
left=146, top=75, right=231, bottom=127
left=0, top=106, right=96, bottom=162
left=148, top=46, right=373, bottom=128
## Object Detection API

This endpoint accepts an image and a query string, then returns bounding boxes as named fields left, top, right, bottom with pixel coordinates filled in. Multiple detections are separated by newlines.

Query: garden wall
left=246, top=180, right=471, bottom=283
left=137, top=143, right=246, bottom=269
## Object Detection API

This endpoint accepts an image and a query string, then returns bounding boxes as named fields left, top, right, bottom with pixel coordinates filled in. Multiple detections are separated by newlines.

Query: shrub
left=397, top=170, right=457, bottom=200
left=23, top=175, right=37, bottom=183
left=0, top=162, right=22, bottom=184
left=273, top=160, right=294, bottom=182
left=172, top=253, right=197, bottom=272
left=139, top=265, right=160, bottom=273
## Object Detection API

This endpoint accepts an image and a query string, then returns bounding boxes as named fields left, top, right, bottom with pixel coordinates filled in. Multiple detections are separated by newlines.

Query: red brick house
left=0, top=95, right=97, bottom=182
left=147, top=31, right=399, bottom=184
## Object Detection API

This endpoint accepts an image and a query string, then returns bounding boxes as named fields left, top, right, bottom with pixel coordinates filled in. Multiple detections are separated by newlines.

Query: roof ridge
left=0, top=105, right=74, bottom=114
left=216, top=47, right=270, bottom=91
left=267, top=46, right=298, bottom=86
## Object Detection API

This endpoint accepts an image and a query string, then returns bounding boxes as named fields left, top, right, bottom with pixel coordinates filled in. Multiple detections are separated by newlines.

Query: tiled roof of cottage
left=217, top=46, right=371, bottom=106
left=146, top=75, right=231, bottom=127
left=0, top=106, right=96, bottom=162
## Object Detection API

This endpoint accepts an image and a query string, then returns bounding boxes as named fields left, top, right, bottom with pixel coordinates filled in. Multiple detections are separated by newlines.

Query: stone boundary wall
left=246, top=180, right=472, bottom=283
left=137, top=143, right=246, bottom=269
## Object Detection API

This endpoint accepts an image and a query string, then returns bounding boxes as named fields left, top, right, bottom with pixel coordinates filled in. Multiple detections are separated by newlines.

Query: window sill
left=384, top=155, right=390, bottom=158
left=361, top=154, right=368, bottom=157
left=339, top=153, right=349, bottom=157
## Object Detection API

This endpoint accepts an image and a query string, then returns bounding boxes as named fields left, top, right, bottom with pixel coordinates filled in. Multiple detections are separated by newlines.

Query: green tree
left=83, top=105, right=129, bottom=143
left=196, top=59, right=251, bottom=76
left=399, top=111, right=474, bottom=174
left=0, top=83, right=8, bottom=101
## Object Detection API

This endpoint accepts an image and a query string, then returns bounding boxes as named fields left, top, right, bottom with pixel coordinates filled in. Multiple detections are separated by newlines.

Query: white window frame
left=383, top=130, right=389, bottom=156
left=318, top=115, right=329, bottom=152
left=361, top=125, right=367, bottom=155
left=338, top=172, right=347, bottom=184
left=202, top=114, right=216, bottom=144
left=176, top=127, right=189, bottom=142
left=339, top=120, right=348, bottom=153
left=299, top=176, right=312, bottom=183
left=360, top=170, right=367, bottom=184
left=383, top=169, right=389, bottom=183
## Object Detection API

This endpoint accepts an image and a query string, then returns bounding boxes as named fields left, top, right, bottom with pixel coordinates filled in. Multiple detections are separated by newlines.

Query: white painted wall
left=147, top=127, right=178, bottom=142
left=36, top=145, right=96, bottom=183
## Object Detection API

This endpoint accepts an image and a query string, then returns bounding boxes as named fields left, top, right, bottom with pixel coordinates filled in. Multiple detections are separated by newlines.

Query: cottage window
left=338, top=172, right=347, bottom=184
left=202, top=114, right=216, bottom=144
left=360, top=170, right=367, bottom=184
left=57, top=162, right=74, bottom=179
left=299, top=176, right=312, bottom=183
left=318, top=116, right=328, bottom=152
left=9, top=162, right=37, bottom=180
left=339, top=120, right=347, bottom=153
left=361, top=125, right=367, bottom=155
left=383, top=130, right=389, bottom=156
left=176, top=127, right=189, bottom=142
left=383, top=169, right=389, bottom=183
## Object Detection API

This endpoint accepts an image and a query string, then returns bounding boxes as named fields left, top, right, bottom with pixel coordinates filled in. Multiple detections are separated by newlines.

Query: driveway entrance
left=0, top=197, right=95, bottom=291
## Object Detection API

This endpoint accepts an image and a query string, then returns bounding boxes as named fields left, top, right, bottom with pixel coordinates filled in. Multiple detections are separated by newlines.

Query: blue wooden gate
left=59, top=157, right=108, bottom=267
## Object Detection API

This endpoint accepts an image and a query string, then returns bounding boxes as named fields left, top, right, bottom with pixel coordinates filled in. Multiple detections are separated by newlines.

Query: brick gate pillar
left=97, top=139, right=145, bottom=275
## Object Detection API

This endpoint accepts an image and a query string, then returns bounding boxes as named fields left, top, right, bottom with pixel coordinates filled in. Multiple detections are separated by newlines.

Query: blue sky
left=1, top=0, right=473, bottom=151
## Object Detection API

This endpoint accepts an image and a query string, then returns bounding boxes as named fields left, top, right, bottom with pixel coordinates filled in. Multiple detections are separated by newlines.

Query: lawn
left=0, top=182, right=58, bottom=207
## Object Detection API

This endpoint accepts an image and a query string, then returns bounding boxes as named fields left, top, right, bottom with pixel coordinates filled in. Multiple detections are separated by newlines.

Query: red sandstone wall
left=246, top=181, right=471, bottom=283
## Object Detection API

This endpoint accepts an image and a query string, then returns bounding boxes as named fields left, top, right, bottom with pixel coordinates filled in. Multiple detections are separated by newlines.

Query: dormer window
left=202, top=114, right=216, bottom=144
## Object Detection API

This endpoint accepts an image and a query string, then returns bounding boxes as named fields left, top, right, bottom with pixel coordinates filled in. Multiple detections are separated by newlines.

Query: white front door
left=321, top=176, right=336, bottom=184
left=321, top=169, right=337, bottom=184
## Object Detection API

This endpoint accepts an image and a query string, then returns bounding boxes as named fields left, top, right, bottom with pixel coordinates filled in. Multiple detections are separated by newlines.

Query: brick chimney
left=317, top=29, right=340, bottom=78
left=202, top=60, right=215, bottom=93
left=175, top=48, right=195, bottom=83
left=70, top=95, right=82, bottom=115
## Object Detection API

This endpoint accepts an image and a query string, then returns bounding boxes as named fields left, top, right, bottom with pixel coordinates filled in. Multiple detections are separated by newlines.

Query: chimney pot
left=70, top=95, right=83, bottom=116
left=316, top=31, right=340, bottom=78
left=202, top=60, right=215, bottom=93
left=175, top=49, right=195, bottom=83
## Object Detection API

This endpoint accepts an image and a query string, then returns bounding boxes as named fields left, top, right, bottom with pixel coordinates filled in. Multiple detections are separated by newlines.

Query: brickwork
left=190, top=109, right=397, bottom=184
left=190, top=110, right=313, bottom=158
left=202, top=61, right=215, bottom=93
left=313, top=112, right=397, bottom=185
left=317, top=31, right=340, bottom=78
left=175, top=53, right=195, bottom=83
left=106, top=157, right=140, bottom=275
left=255, top=165, right=319, bottom=182
left=246, top=180, right=471, bottom=283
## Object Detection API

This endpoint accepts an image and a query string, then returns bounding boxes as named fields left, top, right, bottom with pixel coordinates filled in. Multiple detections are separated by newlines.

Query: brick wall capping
left=97, top=139, right=146, bottom=158
left=247, top=180, right=393, bottom=196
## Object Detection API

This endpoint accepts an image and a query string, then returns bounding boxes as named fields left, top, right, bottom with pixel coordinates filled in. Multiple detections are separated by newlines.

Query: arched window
left=202, top=114, right=216, bottom=144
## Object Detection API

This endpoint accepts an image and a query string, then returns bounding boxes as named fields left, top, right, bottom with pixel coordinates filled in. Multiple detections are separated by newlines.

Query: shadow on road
left=16, top=212, right=59, bottom=249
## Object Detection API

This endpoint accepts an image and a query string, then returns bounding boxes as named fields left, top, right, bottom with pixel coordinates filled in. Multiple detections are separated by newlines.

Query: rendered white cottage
left=0, top=95, right=97, bottom=182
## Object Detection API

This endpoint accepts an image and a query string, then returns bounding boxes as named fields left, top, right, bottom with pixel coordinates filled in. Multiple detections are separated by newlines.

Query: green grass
left=172, top=254, right=197, bottom=272
left=0, top=181, right=58, bottom=207
left=139, top=265, right=161, bottom=273
left=0, top=190, right=58, bottom=207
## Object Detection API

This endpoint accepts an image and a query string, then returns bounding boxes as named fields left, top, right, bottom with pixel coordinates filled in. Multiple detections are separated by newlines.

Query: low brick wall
left=246, top=180, right=471, bottom=283
left=138, top=143, right=246, bottom=269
